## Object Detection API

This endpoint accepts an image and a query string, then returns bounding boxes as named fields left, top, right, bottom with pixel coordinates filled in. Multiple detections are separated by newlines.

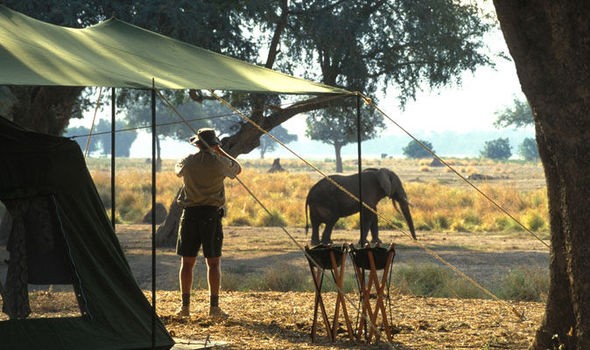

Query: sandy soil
left=0, top=223, right=549, bottom=349
left=117, top=224, right=548, bottom=349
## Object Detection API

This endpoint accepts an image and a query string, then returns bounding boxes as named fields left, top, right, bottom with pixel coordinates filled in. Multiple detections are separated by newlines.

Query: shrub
left=402, top=139, right=434, bottom=159
left=262, top=263, right=308, bottom=292
left=522, top=210, right=546, bottom=231
left=256, top=209, right=287, bottom=227
left=494, top=267, right=549, bottom=301
left=518, top=137, right=540, bottom=161
left=432, top=214, right=451, bottom=230
left=226, top=214, right=253, bottom=226
left=480, top=138, right=512, bottom=160
left=394, top=263, right=452, bottom=297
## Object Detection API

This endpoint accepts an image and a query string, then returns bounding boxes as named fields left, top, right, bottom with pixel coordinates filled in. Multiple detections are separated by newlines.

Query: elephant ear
left=377, top=168, right=392, bottom=197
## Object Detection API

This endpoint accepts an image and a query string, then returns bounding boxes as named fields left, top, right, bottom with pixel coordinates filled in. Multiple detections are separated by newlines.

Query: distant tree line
left=401, top=97, right=539, bottom=161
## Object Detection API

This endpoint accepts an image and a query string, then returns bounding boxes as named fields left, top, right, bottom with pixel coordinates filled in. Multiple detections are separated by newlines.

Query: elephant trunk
left=394, top=198, right=416, bottom=240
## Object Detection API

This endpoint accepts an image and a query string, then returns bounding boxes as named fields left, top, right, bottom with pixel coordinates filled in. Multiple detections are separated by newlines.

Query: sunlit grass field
left=87, top=157, right=548, bottom=236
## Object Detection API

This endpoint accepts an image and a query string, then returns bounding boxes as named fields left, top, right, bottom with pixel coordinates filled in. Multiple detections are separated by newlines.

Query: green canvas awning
left=0, top=5, right=351, bottom=94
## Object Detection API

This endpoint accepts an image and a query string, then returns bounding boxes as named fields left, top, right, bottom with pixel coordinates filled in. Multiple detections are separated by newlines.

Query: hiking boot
left=209, top=306, right=228, bottom=320
left=175, top=305, right=190, bottom=317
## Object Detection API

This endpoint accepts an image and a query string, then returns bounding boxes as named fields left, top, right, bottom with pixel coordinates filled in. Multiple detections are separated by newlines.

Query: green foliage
left=518, top=137, right=540, bottom=161
left=494, top=268, right=549, bottom=301
left=394, top=263, right=453, bottom=297
left=494, top=97, right=534, bottom=129
left=480, top=138, right=512, bottom=160
left=306, top=106, right=385, bottom=172
left=65, top=119, right=137, bottom=157
left=261, top=263, right=308, bottom=292
left=125, top=95, right=212, bottom=144
left=402, top=139, right=434, bottom=159
left=226, top=214, right=254, bottom=227
left=256, top=210, right=287, bottom=227
left=288, top=0, right=494, bottom=104
left=258, top=125, right=297, bottom=159
left=2, top=1, right=495, bottom=158
left=522, top=211, right=546, bottom=231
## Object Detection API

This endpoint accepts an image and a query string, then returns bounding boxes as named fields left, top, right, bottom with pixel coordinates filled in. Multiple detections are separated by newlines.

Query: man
left=175, top=128, right=241, bottom=318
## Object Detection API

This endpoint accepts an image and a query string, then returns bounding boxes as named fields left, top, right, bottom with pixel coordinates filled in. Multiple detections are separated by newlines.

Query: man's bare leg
left=177, top=256, right=196, bottom=316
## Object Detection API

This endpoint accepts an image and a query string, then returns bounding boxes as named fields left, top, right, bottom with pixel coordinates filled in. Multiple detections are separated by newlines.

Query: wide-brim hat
left=189, top=128, right=220, bottom=147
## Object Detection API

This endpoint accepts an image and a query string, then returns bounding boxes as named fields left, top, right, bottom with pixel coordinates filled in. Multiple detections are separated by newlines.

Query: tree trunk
left=334, top=143, right=343, bottom=173
left=493, top=1, right=590, bottom=348
left=155, top=188, right=182, bottom=247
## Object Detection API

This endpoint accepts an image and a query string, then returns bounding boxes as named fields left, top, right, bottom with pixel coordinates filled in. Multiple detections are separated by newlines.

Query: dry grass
left=88, top=158, right=548, bottom=235
left=21, top=289, right=544, bottom=349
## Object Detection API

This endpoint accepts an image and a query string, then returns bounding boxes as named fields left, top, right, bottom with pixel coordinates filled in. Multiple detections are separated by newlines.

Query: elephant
left=305, top=168, right=416, bottom=246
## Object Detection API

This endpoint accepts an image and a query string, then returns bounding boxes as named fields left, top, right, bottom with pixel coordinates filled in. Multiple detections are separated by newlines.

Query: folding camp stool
left=349, top=243, right=396, bottom=343
left=304, top=244, right=354, bottom=342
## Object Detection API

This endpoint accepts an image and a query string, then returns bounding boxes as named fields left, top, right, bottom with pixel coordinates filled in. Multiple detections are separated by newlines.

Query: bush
left=518, top=137, right=540, bottom=161
left=402, top=139, right=434, bottom=159
left=256, top=209, right=287, bottom=227
left=494, top=267, right=549, bottom=301
left=226, top=214, right=253, bottom=226
left=262, top=263, right=308, bottom=292
left=394, top=263, right=452, bottom=297
left=522, top=211, right=546, bottom=231
left=480, top=138, right=512, bottom=160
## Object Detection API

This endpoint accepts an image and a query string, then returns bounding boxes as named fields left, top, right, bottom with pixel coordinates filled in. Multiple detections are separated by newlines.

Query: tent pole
left=356, top=94, right=363, bottom=244
left=111, top=88, right=116, bottom=231
left=150, top=82, right=157, bottom=349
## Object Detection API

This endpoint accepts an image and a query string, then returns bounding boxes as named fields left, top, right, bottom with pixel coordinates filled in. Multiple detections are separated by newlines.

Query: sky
left=76, top=18, right=527, bottom=160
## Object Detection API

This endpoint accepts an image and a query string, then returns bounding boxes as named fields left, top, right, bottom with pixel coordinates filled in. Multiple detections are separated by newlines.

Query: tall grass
left=393, top=263, right=548, bottom=301
left=86, top=158, right=548, bottom=234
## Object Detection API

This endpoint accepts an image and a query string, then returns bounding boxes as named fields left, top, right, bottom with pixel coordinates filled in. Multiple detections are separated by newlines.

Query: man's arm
left=174, top=158, right=186, bottom=177
left=212, top=145, right=242, bottom=177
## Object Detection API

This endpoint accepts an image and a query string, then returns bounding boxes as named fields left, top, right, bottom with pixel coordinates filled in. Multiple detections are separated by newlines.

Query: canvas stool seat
left=305, top=244, right=354, bottom=342
left=349, top=243, right=396, bottom=343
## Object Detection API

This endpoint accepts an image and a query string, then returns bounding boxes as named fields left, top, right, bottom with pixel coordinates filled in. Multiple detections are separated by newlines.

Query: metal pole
left=356, top=94, right=363, bottom=243
left=151, top=82, right=157, bottom=349
left=111, top=87, right=116, bottom=231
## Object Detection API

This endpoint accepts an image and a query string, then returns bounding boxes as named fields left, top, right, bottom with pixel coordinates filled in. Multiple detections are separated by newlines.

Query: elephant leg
left=358, top=224, right=369, bottom=246
left=321, top=219, right=337, bottom=245
left=369, top=218, right=382, bottom=244
left=310, top=218, right=321, bottom=246
left=309, top=207, right=322, bottom=246
left=359, top=211, right=376, bottom=245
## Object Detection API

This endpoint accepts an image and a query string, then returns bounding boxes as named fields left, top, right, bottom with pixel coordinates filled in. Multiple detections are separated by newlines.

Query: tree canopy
left=493, top=97, right=534, bottom=129
left=402, top=139, right=435, bottom=159
left=0, top=0, right=495, bottom=161
left=306, top=106, right=385, bottom=172
left=258, top=125, right=298, bottom=159
left=517, top=137, right=539, bottom=162
left=480, top=137, right=512, bottom=160
left=65, top=120, right=138, bottom=157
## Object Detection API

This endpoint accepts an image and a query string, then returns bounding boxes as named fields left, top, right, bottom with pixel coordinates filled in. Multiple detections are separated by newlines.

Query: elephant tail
left=304, top=197, right=310, bottom=237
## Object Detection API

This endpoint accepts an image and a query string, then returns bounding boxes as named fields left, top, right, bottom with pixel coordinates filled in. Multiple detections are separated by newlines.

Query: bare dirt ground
left=0, top=161, right=549, bottom=348
left=117, top=224, right=548, bottom=349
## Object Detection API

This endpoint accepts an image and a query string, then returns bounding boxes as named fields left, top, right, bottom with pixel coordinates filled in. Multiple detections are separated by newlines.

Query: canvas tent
left=0, top=5, right=350, bottom=93
left=0, top=4, right=353, bottom=350
left=0, top=116, right=173, bottom=349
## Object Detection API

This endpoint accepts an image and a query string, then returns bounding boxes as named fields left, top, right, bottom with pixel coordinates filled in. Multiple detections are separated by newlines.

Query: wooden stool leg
left=308, top=260, right=333, bottom=342
left=329, top=251, right=354, bottom=341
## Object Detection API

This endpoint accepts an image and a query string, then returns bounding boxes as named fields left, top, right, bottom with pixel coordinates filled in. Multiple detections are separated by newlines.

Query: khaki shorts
left=176, top=206, right=223, bottom=258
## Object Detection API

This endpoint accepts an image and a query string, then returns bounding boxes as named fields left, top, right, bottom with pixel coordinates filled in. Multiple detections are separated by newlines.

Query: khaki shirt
left=175, top=150, right=240, bottom=208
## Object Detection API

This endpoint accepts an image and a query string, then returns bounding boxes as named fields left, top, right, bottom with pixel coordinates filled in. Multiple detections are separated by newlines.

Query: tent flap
left=0, top=116, right=174, bottom=349
left=0, top=5, right=351, bottom=95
